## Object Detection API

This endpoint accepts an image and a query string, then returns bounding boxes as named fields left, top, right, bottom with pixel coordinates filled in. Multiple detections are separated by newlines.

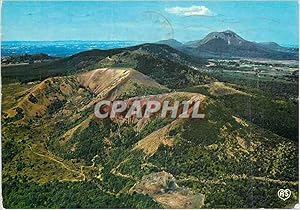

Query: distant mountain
left=258, top=42, right=298, bottom=53
left=186, top=30, right=246, bottom=47
left=259, top=42, right=284, bottom=50
left=158, top=30, right=298, bottom=60
left=156, top=39, right=184, bottom=49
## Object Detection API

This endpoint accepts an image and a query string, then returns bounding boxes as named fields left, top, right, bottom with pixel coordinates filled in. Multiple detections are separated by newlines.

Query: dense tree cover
left=179, top=178, right=298, bottom=208
left=50, top=119, right=113, bottom=163
left=134, top=54, right=213, bottom=89
left=183, top=83, right=298, bottom=141
left=148, top=100, right=298, bottom=180
left=218, top=93, right=298, bottom=141
left=3, top=176, right=161, bottom=209
left=2, top=137, right=24, bottom=165
left=212, top=71, right=298, bottom=98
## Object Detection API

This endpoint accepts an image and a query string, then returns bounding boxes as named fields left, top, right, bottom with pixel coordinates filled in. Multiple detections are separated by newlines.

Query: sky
left=2, top=1, right=299, bottom=45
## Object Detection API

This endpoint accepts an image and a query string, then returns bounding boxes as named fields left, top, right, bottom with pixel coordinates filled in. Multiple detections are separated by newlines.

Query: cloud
left=165, top=6, right=213, bottom=17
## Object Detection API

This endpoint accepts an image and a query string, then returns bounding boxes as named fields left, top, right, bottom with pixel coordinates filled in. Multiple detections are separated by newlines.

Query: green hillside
left=2, top=45, right=298, bottom=208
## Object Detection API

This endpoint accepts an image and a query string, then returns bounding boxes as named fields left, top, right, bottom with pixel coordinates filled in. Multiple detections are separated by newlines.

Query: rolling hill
left=2, top=43, right=209, bottom=88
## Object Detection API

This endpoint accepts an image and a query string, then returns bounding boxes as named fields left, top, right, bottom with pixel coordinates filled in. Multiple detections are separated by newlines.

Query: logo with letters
left=277, top=189, right=291, bottom=201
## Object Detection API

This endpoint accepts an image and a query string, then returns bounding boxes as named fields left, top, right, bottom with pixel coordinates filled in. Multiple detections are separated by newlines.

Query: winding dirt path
left=27, top=144, right=86, bottom=180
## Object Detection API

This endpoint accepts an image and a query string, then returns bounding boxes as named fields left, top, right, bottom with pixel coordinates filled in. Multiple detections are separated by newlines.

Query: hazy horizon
left=2, top=38, right=299, bottom=48
left=3, top=1, right=299, bottom=45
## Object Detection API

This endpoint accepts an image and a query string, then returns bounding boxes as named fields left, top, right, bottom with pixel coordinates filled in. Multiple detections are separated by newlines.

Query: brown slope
left=3, top=68, right=168, bottom=124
